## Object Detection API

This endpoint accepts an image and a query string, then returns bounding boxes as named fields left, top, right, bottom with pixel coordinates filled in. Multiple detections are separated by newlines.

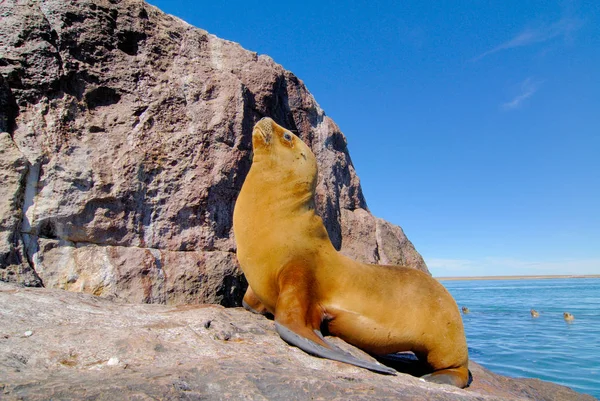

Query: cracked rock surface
left=0, top=282, right=595, bottom=401
left=0, top=0, right=426, bottom=305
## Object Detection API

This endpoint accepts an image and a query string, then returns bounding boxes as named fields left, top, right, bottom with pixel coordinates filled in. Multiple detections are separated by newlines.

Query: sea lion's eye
left=283, top=132, right=292, bottom=141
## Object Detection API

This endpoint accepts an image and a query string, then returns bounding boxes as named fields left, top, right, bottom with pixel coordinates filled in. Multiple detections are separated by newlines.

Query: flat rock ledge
left=0, top=282, right=594, bottom=401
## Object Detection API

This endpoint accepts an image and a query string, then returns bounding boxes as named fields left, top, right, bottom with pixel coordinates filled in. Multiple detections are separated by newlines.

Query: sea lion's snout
left=252, top=117, right=275, bottom=148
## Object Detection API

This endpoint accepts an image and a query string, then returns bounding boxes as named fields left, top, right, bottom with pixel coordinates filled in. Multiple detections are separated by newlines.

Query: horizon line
left=436, top=274, right=600, bottom=281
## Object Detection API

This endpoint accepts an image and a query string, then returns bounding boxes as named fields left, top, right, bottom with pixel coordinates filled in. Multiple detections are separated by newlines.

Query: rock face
left=0, top=282, right=595, bottom=401
left=0, top=0, right=427, bottom=305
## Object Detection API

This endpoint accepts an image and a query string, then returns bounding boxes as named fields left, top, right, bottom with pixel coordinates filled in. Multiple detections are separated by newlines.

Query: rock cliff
left=0, top=282, right=594, bottom=401
left=0, top=0, right=426, bottom=305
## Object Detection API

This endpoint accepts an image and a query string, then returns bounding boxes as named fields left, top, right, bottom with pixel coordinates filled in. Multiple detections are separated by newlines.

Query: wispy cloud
left=427, top=257, right=600, bottom=277
left=502, top=77, right=542, bottom=110
left=471, top=18, right=582, bottom=62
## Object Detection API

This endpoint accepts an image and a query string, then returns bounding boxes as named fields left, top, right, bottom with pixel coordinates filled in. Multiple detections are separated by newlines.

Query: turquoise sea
left=442, top=278, right=600, bottom=399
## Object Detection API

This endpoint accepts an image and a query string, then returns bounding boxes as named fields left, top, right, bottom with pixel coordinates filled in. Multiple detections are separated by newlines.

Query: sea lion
left=530, top=309, right=539, bottom=318
left=233, top=117, right=470, bottom=388
left=563, top=312, right=574, bottom=321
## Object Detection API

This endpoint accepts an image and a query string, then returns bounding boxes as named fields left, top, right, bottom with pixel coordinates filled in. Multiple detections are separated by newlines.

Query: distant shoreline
left=436, top=274, right=600, bottom=281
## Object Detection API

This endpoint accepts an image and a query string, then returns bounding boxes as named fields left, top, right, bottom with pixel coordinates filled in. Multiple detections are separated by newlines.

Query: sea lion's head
left=251, top=117, right=318, bottom=188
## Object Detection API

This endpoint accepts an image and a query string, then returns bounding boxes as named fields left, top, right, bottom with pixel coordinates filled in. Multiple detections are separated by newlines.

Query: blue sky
left=147, top=1, right=600, bottom=277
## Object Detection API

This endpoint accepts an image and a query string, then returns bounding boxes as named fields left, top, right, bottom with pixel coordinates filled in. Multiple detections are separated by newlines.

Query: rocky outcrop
left=0, top=282, right=594, bottom=401
left=0, top=130, right=41, bottom=286
left=0, top=0, right=427, bottom=305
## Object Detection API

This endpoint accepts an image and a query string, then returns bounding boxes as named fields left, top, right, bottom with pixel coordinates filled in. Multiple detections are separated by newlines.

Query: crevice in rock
left=53, top=70, right=96, bottom=101
left=0, top=152, right=28, bottom=268
left=147, top=247, right=167, bottom=304
left=0, top=75, right=19, bottom=135
left=20, top=160, right=41, bottom=235
left=373, top=219, right=383, bottom=264
left=138, top=7, right=149, bottom=20
left=84, top=86, right=121, bottom=109
left=147, top=248, right=163, bottom=271
left=11, top=158, right=42, bottom=283
left=237, top=85, right=256, bottom=152
left=217, top=273, right=247, bottom=308
left=36, top=2, right=66, bottom=79
left=323, top=199, right=343, bottom=251
left=0, top=131, right=39, bottom=284
left=263, top=74, right=298, bottom=134
left=117, top=30, right=147, bottom=56
left=19, top=234, right=44, bottom=287
left=324, top=131, right=348, bottom=153
left=38, top=220, right=58, bottom=240
left=53, top=238, right=235, bottom=255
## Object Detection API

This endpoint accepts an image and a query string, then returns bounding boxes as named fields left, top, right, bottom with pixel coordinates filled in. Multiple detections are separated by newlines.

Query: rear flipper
left=421, top=366, right=472, bottom=388
left=275, top=322, right=396, bottom=375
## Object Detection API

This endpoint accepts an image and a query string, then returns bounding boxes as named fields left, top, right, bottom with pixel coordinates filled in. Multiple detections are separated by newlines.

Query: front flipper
left=242, top=286, right=272, bottom=316
left=275, top=322, right=396, bottom=375
left=273, top=265, right=396, bottom=375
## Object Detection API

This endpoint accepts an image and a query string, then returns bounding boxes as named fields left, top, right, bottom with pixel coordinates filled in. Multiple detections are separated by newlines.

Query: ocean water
left=441, top=278, right=600, bottom=399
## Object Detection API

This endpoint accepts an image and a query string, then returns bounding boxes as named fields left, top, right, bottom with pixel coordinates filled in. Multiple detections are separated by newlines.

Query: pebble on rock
left=107, top=357, right=120, bottom=366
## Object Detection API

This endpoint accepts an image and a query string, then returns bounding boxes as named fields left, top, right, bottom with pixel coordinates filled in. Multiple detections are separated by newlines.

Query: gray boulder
left=0, top=0, right=426, bottom=305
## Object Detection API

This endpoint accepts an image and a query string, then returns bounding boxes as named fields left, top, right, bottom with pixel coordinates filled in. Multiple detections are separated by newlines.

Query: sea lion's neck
left=243, top=162, right=317, bottom=214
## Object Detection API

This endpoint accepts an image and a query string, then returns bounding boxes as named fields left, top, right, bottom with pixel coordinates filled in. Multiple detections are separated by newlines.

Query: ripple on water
left=442, top=278, right=600, bottom=399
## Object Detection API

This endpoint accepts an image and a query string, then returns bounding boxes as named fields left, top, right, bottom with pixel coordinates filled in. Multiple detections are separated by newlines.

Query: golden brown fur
left=233, top=117, right=470, bottom=387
